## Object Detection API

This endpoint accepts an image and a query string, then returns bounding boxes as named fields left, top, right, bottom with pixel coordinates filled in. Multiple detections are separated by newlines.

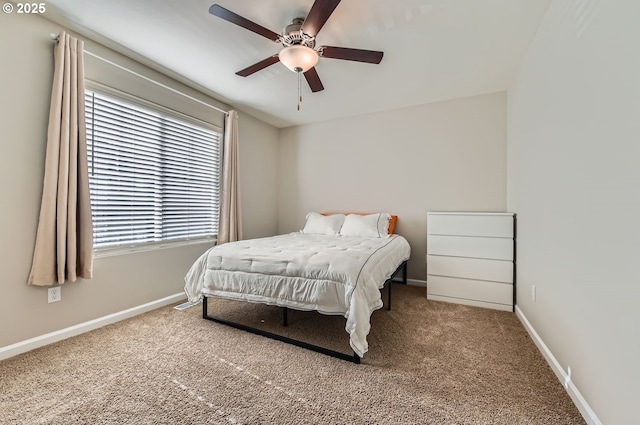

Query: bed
left=184, top=212, right=411, bottom=363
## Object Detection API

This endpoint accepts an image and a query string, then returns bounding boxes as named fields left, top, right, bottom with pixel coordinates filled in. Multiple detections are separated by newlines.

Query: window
left=85, top=88, right=221, bottom=251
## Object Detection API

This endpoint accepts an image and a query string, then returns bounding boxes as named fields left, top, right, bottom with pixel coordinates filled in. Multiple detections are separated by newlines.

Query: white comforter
left=184, top=232, right=411, bottom=357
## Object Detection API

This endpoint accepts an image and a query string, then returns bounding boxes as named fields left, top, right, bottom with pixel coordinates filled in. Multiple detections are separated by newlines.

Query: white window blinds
left=85, top=89, right=221, bottom=250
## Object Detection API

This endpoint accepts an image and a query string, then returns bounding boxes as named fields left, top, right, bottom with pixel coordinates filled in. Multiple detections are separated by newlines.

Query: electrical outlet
left=48, top=287, right=61, bottom=303
left=531, top=284, right=536, bottom=302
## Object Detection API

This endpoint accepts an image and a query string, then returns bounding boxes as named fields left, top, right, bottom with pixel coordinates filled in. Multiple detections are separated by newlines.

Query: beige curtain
left=28, top=32, right=93, bottom=286
left=217, top=110, right=242, bottom=244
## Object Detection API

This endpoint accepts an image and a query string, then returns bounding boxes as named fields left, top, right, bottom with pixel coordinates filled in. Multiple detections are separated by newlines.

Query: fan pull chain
left=295, top=67, right=302, bottom=111
left=297, top=71, right=301, bottom=111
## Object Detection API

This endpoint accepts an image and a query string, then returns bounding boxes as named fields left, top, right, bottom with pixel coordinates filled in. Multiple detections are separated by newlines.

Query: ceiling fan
left=209, top=0, right=384, bottom=94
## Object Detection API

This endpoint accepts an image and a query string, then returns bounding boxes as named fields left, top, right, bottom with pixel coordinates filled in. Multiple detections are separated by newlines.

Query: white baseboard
left=407, top=278, right=426, bottom=287
left=0, top=293, right=186, bottom=361
left=515, top=305, right=601, bottom=425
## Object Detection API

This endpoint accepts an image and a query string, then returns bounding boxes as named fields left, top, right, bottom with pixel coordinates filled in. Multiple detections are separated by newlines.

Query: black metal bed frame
left=202, top=260, right=408, bottom=364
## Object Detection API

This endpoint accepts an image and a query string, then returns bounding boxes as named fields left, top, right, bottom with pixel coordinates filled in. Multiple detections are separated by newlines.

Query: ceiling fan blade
left=209, top=4, right=280, bottom=41
left=301, top=0, right=341, bottom=37
left=236, top=55, right=280, bottom=77
left=320, top=46, right=384, bottom=64
left=303, top=67, right=324, bottom=92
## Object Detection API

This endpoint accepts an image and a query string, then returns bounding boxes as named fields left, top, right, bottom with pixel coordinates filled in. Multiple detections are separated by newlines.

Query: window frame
left=84, top=81, right=223, bottom=257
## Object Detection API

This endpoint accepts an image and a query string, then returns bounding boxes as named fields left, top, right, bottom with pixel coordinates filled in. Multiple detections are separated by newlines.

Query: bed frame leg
left=202, top=296, right=208, bottom=319
left=282, top=307, right=288, bottom=327
left=403, top=260, right=408, bottom=285
left=386, top=260, right=408, bottom=311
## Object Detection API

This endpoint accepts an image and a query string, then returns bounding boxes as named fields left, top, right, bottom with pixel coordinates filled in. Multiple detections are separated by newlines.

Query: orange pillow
left=322, top=213, right=397, bottom=234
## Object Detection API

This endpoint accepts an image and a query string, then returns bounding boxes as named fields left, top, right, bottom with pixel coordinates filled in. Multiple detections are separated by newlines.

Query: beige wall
left=0, top=13, right=279, bottom=348
left=278, top=92, right=508, bottom=280
left=507, top=0, right=640, bottom=423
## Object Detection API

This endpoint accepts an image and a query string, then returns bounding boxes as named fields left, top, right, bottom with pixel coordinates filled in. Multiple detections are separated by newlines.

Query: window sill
left=93, top=238, right=216, bottom=259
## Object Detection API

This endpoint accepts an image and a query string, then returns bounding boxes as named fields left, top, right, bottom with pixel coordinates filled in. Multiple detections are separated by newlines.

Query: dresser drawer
left=427, top=255, right=513, bottom=284
left=427, top=275, right=513, bottom=306
left=427, top=235, right=513, bottom=260
left=427, top=213, right=513, bottom=238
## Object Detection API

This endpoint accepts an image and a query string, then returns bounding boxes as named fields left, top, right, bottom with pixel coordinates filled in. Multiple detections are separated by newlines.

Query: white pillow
left=339, top=213, right=391, bottom=238
left=301, top=212, right=345, bottom=235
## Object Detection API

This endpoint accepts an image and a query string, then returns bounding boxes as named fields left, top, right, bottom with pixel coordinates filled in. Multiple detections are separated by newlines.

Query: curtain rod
left=50, top=33, right=230, bottom=116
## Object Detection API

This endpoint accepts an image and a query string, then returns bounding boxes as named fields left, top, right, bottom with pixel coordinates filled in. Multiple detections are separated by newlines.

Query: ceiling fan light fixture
left=278, top=45, right=319, bottom=73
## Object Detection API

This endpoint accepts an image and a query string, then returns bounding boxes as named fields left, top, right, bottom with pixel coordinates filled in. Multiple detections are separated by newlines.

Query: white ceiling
left=44, top=0, right=551, bottom=128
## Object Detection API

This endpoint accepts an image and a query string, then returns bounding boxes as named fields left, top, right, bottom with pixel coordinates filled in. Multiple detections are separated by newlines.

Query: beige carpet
left=0, top=285, right=584, bottom=425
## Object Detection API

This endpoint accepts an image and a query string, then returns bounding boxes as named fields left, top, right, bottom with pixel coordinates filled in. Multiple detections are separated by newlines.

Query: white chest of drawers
left=426, top=212, right=515, bottom=312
